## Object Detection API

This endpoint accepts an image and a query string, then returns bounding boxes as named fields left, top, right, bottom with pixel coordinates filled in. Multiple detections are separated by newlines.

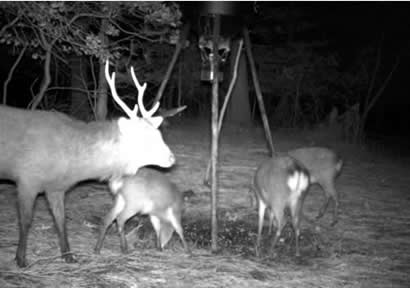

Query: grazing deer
left=249, top=147, right=343, bottom=226
left=94, top=168, right=189, bottom=254
left=0, top=60, right=180, bottom=267
left=288, top=147, right=343, bottom=225
left=253, top=155, right=310, bottom=257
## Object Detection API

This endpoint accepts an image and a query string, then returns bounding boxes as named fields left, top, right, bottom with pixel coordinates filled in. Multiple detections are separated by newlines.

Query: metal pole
left=210, top=14, right=221, bottom=252
left=204, top=39, right=244, bottom=186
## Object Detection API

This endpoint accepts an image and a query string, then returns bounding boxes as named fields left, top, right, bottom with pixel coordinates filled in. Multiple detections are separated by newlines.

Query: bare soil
left=0, top=120, right=409, bottom=287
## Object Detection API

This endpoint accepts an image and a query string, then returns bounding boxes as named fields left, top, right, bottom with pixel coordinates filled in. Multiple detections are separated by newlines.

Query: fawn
left=94, top=168, right=189, bottom=254
left=253, top=154, right=310, bottom=257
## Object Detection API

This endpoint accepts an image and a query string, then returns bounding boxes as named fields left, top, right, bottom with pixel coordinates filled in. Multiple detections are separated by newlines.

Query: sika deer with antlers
left=0, top=60, right=179, bottom=267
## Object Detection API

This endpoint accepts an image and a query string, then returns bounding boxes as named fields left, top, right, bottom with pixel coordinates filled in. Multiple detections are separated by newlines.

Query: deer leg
left=290, top=201, right=303, bottom=257
left=117, top=224, right=128, bottom=254
left=270, top=210, right=285, bottom=256
left=94, top=197, right=124, bottom=254
left=150, top=215, right=162, bottom=251
left=317, top=179, right=339, bottom=225
left=116, top=206, right=137, bottom=254
left=267, top=209, right=275, bottom=235
left=45, top=190, right=75, bottom=264
left=256, top=199, right=266, bottom=257
left=15, top=183, right=38, bottom=268
left=167, top=208, right=190, bottom=254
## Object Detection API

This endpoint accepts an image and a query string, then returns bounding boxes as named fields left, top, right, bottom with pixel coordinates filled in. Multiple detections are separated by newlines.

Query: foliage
left=249, top=3, right=343, bottom=128
left=337, top=39, right=400, bottom=143
left=253, top=42, right=342, bottom=127
left=0, top=1, right=182, bottom=112
left=250, top=2, right=400, bottom=143
left=0, top=2, right=182, bottom=61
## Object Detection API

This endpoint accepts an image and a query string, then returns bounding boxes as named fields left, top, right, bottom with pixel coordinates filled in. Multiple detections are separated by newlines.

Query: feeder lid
left=199, top=2, right=239, bottom=16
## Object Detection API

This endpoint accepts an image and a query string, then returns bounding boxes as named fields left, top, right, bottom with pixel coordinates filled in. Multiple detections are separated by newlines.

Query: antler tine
left=105, top=60, right=137, bottom=119
left=130, top=66, right=160, bottom=118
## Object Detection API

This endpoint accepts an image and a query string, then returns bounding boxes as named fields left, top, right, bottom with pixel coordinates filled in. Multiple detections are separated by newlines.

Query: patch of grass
left=1, top=123, right=409, bottom=287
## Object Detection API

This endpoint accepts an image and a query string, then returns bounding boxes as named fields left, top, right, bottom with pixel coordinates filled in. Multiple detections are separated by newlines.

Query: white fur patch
left=150, top=215, right=161, bottom=237
left=141, top=200, right=154, bottom=214
left=258, top=197, right=267, bottom=220
left=109, top=179, right=124, bottom=194
left=287, top=171, right=300, bottom=191
left=113, top=194, right=126, bottom=216
left=297, top=173, right=309, bottom=192
left=166, top=208, right=177, bottom=227
left=288, top=171, right=309, bottom=208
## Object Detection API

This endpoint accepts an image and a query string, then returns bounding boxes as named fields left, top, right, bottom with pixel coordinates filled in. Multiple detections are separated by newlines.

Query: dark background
left=1, top=2, right=409, bottom=145
left=181, top=1, right=410, bottom=141
left=309, top=2, right=410, bottom=138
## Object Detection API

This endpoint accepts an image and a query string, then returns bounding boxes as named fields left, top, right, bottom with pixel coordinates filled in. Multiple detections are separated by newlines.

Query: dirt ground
left=0, top=120, right=409, bottom=287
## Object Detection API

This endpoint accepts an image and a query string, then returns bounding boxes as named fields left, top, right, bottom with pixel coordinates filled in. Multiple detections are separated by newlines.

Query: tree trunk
left=30, top=46, right=52, bottom=110
left=226, top=39, right=251, bottom=126
left=95, top=19, right=109, bottom=121
left=210, top=14, right=221, bottom=253
left=96, top=60, right=108, bottom=120
left=355, top=54, right=399, bottom=143
left=70, top=55, right=91, bottom=120
left=291, top=73, right=304, bottom=127
left=154, top=23, right=190, bottom=105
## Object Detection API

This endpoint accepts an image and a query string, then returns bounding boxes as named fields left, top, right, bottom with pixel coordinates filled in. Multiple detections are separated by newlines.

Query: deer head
left=105, top=60, right=175, bottom=170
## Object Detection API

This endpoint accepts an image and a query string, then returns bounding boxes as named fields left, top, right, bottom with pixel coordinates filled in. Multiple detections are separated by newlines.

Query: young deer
left=94, top=168, right=190, bottom=254
left=253, top=154, right=310, bottom=257
left=250, top=147, right=343, bottom=226
left=0, top=60, right=180, bottom=267
left=288, top=147, right=343, bottom=225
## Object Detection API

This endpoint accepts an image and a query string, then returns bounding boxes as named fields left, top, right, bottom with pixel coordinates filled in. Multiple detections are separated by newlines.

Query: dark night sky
left=1, top=2, right=409, bottom=139
left=182, top=2, right=410, bottom=138
left=308, top=2, right=410, bottom=136
left=318, top=2, right=408, bottom=139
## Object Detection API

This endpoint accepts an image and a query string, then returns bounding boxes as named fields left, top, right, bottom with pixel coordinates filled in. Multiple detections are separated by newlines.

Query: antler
left=105, top=60, right=160, bottom=119
left=105, top=60, right=138, bottom=119
left=130, top=66, right=159, bottom=118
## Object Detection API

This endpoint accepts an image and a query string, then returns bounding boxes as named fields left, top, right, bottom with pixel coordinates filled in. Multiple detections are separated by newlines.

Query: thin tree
left=0, top=2, right=182, bottom=118
left=356, top=35, right=400, bottom=142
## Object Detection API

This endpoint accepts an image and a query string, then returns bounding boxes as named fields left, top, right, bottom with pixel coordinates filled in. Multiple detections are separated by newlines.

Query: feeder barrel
left=200, top=2, right=239, bottom=16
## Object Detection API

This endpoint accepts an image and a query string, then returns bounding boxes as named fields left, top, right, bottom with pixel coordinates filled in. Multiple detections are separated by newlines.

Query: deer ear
left=147, top=116, right=164, bottom=129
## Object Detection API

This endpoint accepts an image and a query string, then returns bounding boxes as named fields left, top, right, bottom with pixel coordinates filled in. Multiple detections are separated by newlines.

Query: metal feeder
left=198, top=2, right=236, bottom=82
left=198, top=34, right=230, bottom=82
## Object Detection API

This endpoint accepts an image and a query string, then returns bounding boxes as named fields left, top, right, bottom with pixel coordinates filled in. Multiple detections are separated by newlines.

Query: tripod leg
left=243, top=27, right=275, bottom=155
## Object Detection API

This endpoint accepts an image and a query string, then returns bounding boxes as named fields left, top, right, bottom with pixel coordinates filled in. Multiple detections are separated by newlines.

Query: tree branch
left=0, top=12, right=22, bottom=36
left=364, top=55, right=400, bottom=117
left=3, top=44, right=27, bottom=104
left=109, top=19, right=163, bottom=43
left=45, top=86, right=94, bottom=94
left=153, top=22, right=189, bottom=104
left=366, top=34, right=384, bottom=107
left=29, top=31, right=52, bottom=110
